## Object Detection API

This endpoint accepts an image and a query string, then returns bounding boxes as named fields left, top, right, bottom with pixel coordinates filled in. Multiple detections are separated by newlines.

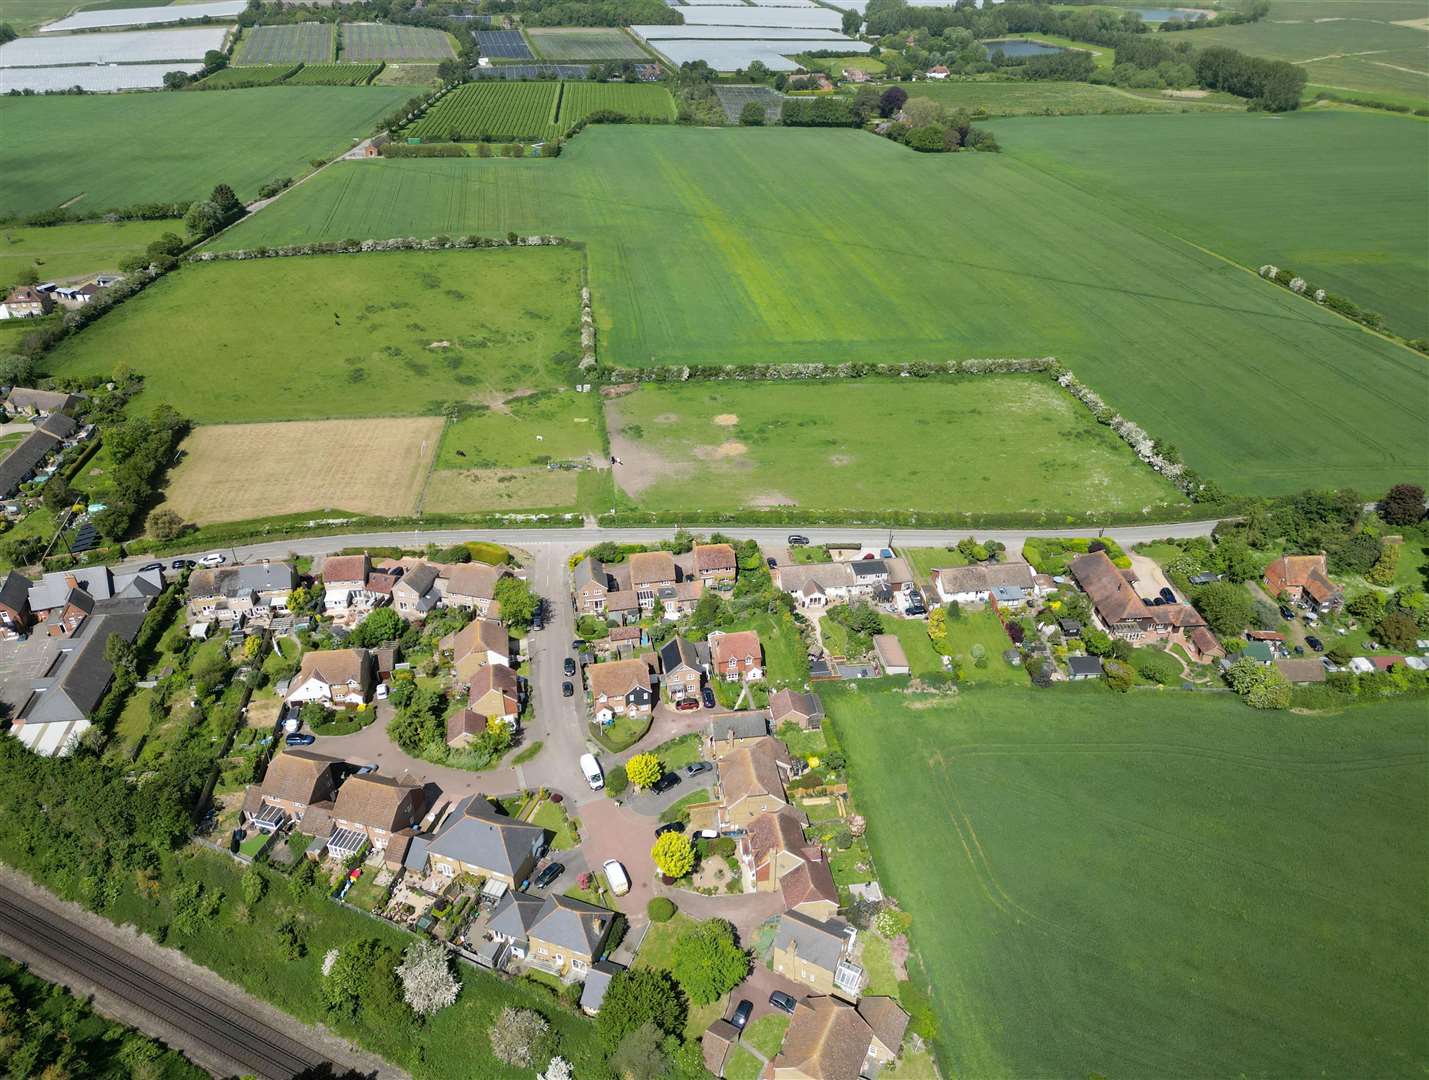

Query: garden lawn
left=724, top=611, right=808, bottom=688
left=0, top=219, right=181, bottom=287
left=900, top=546, right=968, bottom=585
left=825, top=683, right=1429, bottom=1079
left=41, top=247, right=582, bottom=424
left=212, top=125, right=1429, bottom=497
left=530, top=798, right=578, bottom=850
left=943, top=608, right=1024, bottom=684
left=647, top=732, right=703, bottom=771
left=608, top=378, right=1183, bottom=517
left=877, top=615, right=944, bottom=677
left=0, top=87, right=420, bottom=218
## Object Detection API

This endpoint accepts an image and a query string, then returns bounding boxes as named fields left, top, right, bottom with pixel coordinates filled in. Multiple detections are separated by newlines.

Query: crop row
left=284, top=63, right=384, bottom=86
left=341, top=23, right=456, bottom=61
left=233, top=23, right=335, bottom=66
left=404, top=81, right=677, bottom=142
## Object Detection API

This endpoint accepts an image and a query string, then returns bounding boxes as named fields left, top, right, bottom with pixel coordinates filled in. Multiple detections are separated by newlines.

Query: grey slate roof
left=579, top=960, right=623, bottom=1013
left=403, top=563, right=440, bottom=596
left=851, top=559, right=887, bottom=578
left=774, top=910, right=852, bottom=975
left=529, top=893, right=612, bottom=954
left=1067, top=656, right=1103, bottom=677
left=402, top=836, right=430, bottom=873
left=35, top=413, right=77, bottom=440
left=0, top=569, right=30, bottom=612
left=0, top=429, right=63, bottom=498
left=706, top=710, right=769, bottom=742
left=426, top=795, right=547, bottom=876
left=17, top=597, right=149, bottom=725
left=189, top=561, right=295, bottom=599
left=659, top=635, right=701, bottom=674
left=488, top=889, right=546, bottom=939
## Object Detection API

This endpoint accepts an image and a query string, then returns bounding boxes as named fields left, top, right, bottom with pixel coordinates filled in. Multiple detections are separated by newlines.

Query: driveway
left=624, top=767, right=716, bottom=819
left=314, top=714, right=520, bottom=801
left=1128, top=553, right=1180, bottom=603
left=614, top=702, right=721, bottom=763
left=658, top=887, right=787, bottom=943
left=732, top=962, right=807, bottom=1026
left=578, top=798, right=659, bottom=917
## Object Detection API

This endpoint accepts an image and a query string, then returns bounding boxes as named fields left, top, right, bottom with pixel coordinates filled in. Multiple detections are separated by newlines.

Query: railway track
left=0, top=883, right=329, bottom=1080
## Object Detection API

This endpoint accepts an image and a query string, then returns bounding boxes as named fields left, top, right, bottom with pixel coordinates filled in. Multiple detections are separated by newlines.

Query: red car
left=675, top=698, right=700, bottom=711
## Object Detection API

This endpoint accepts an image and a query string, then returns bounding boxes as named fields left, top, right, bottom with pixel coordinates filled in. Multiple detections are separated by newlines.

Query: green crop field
left=340, top=22, right=456, bottom=61
left=40, top=247, right=582, bottom=425
left=1000, top=110, right=1429, bottom=338
left=213, top=124, right=1428, bottom=497
left=0, top=87, right=418, bottom=217
left=196, top=64, right=301, bottom=88
left=900, top=79, right=1240, bottom=115
left=0, top=218, right=180, bottom=288
left=282, top=63, right=382, bottom=86
left=606, top=378, right=1185, bottom=516
left=233, top=23, right=335, bottom=65
left=527, top=27, right=650, bottom=61
left=406, top=81, right=561, bottom=141
left=826, top=684, right=1429, bottom=1078
left=558, top=82, right=676, bottom=124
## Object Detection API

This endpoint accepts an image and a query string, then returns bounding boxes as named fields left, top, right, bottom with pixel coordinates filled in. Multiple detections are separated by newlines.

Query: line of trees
left=93, top=404, right=189, bottom=542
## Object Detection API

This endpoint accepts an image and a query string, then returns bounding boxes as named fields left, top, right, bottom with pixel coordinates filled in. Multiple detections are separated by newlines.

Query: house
left=286, top=648, right=375, bottom=708
left=693, top=542, right=738, bottom=586
left=717, top=736, right=793, bottom=827
left=489, top=891, right=614, bottom=977
left=773, top=563, right=858, bottom=607
left=1275, top=658, right=1327, bottom=684
left=421, top=795, right=548, bottom=889
left=1069, top=551, right=1155, bottom=640
left=780, top=851, right=841, bottom=921
left=1263, top=554, right=1343, bottom=612
left=579, top=959, right=624, bottom=1015
left=771, top=995, right=910, bottom=1080
left=741, top=808, right=840, bottom=920
left=442, top=561, right=509, bottom=614
left=1066, top=655, right=1103, bottom=681
left=0, top=420, right=76, bottom=499
left=934, top=561, right=1044, bottom=606
left=872, top=635, right=909, bottom=676
left=659, top=635, right=705, bottom=702
left=241, top=749, right=343, bottom=834
left=391, top=563, right=441, bottom=618
left=186, top=560, right=295, bottom=625
left=587, top=658, right=654, bottom=723
left=772, top=912, right=863, bottom=999
left=364, top=132, right=391, bottom=157
left=573, top=556, right=613, bottom=614
left=328, top=771, right=424, bottom=860
left=464, top=662, right=522, bottom=730
left=710, top=629, right=763, bottom=682
left=927, top=64, right=950, bottom=79
left=0, top=569, right=34, bottom=639
left=630, top=550, right=677, bottom=613
left=770, top=688, right=823, bottom=731
left=0, top=286, right=53, bottom=320
left=842, top=65, right=870, bottom=82
left=52, top=281, right=109, bottom=309
left=320, top=554, right=385, bottom=615
left=4, top=387, right=75, bottom=417
left=26, top=564, right=162, bottom=636
left=707, top=710, right=772, bottom=756
left=443, top=617, right=511, bottom=684
left=703, top=1019, right=742, bottom=1078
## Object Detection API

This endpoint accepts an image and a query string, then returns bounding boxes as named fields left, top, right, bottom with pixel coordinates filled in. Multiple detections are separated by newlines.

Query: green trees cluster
left=93, top=403, right=188, bottom=541
left=1224, top=656, right=1291, bottom=709
left=1195, top=45, right=1305, bottom=111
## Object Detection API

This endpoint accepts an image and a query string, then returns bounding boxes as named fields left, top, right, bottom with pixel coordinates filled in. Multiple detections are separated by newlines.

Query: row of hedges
left=601, top=357, right=1057, bottom=382
left=189, top=234, right=575, bottom=262
left=597, top=503, right=1226, bottom=530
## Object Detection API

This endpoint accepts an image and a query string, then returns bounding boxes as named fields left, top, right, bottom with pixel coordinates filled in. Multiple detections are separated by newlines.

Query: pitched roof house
left=718, top=735, right=792, bottom=826
left=693, top=542, right=738, bottom=585
left=707, top=710, right=772, bottom=756
left=4, top=387, right=75, bottom=417
left=771, top=995, right=909, bottom=1080
left=242, top=749, right=343, bottom=833
left=770, top=688, right=823, bottom=731
left=1264, top=554, right=1343, bottom=611
left=391, top=563, right=441, bottom=618
left=443, top=561, right=508, bottom=614
left=773, top=562, right=859, bottom=607
left=286, top=648, right=375, bottom=708
left=658, top=635, right=705, bottom=701
left=739, top=806, right=838, bottom=920
left=710, top=629, right=763, bottom=682
left=328, top=772, right=424, bottom=860
left=0, top=423, right=72, bottom=499
left=934, top=561, right=1044, bottom=606
left=772, top=912, right=864, bottom=999
left=422, top=795, right=549, bottom=887
left=587, top=658, right=654, bottom=723
left=0, top=569, right=33, bottom=639
left=466, top=663, right=521, bottom=726
left=443, top=617, right=511, bottom=684
left=187, top=561, right=295, bottom=625
left=0, top=287, right=53, bottom=320
left=1069, top=551, right=1155, bottom=640
left=490, top=892, right=614, bottom=977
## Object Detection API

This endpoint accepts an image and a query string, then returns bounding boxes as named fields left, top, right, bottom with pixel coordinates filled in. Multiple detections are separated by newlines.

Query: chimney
left=64, top=574, right=77, bottom=589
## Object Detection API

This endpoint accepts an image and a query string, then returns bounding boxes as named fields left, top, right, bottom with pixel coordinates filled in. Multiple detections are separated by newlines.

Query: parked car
left=1280, top=605, right=1297, bottom=621
left=701, top=686, right=716, bottom=709
left=769, top=991, right=797, bottom=1014
left=602, top=859, right=630, bottom=896
left=730, top=1000, right=754, bottom=1030
left=533, top=862, right=564, bottom=890
left=675, top=698, right=699, bottom=712
left=1150, top=596, right=1166, bottom=606
left=1159, top=587, right=1176, bottom=604
left=562, top=681, right=574, bottom=698
left=137, top=561, right=165, bottom=573
left=354, top=763, right=377, bottom=775
left=654, top=820, right=684, bottom=838
left=580, top=753, right=605, bottom=790
left=285, top=733, right=315, bottom=746
left=531, top=600, right=545, bottom=631
left=766, top=556, right=778, bottom=568
left=563, top=657, right=577, bottom=677
left=652, top=772, right=680, bottom=794
left=170, top=558, right=196, bottom=570
left=787, top=534, right=810, bottom=547
left=685, top=760, right=713, bottom=776
left=1306, top=635, right=1324, bottom=652
left=198, top=552, right=226, bottom=567
left=571, top=639, right=584, bottom=653
left=1293, top=645, right=1305, bottom=656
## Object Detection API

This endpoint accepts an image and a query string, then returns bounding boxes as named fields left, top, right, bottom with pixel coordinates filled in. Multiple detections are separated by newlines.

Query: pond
left=1129, top=7, right=1209, bottom=20
left=985, top=39, right=1067, bottom=58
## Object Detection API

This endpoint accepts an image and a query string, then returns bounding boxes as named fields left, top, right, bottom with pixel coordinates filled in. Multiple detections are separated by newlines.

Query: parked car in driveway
left=1306, top=635, right=1324, bottom=652
left=533, top=862, right=564, bottom=890
left=285, top=733, right=315, bottom=746
left=1159, top=587, right=1176, bottom=604
left=730, top=1000, right=753, bottom=1029
left=675, top=698, right=699, bottom=712
left=685, top=760, right=712, bottom=776
left=702, top=686, right=715, bottom=709
left=769, top=991, right=797, bottom=1014
left=1280, top=605, right=1297, bottom=621
left=654, top=820, right=684, bottom=838
left=652, top=772, right=680, bottom=794
left=603, top=859, right=630, bottom=896
left=563, top=657, right=577, bottom=677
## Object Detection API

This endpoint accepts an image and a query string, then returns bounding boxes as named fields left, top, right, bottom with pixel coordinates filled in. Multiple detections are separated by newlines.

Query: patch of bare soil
left=693, top=440, right=747, bottom=460
left=829, top=453, right=853, bottom=466
left=428, top=340, right=451, bottom=349
left=601, top=383, right=637, bottom=399
left=479, top=387, right=535, bottom=414
left=1163, top=88, right=1210, bottom=98
left=712, top=413, right=739, bottom=427
left=750, top=491, right=797, bottom=507
left=654, top=412, right=680, bottom=424
left=608, top=401, right=691, bottom=498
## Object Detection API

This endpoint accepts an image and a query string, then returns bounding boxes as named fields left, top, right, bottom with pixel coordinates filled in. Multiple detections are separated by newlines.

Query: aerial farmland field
left=282, top=62, right=382, bottom=86
left=212, top=123, right=1429, bottom=497
left=898, top=79, right=1240, bottom=115
left=605, top=378, right=1186, bottom=517
left=196, top=63, right=300, bottom=88
left=340, top=22, right=456, bottom=61
left=527, top=27, right=650, bottom=61
left=405, top=81, right=561, bottom=141
left=558, top=82, right=676, bottom=124
left=0, top=218, right=180, bottom=287
left=0, top=87, right=419, bottom=216
left=827, top=684, right=1429, bottom=1079
left=233, top=22, right=335, bottom=65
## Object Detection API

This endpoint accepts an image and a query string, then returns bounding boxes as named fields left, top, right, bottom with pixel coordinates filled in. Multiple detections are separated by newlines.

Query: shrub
left=489, top=1006, right=552, bottom=1068
left=605, top=763, right=628, bottom=797
left=647, top=897, right=676, bottom=922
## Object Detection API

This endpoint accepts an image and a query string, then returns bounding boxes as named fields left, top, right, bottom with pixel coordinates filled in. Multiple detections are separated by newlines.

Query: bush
left=605, top=763, right=628, bottom=797
left=647, top=897, right=676, bottom=922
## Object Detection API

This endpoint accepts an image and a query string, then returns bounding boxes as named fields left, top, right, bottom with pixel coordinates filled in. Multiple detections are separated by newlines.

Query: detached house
left=187, top=561, right=295, bottom=626
left=242, top=749, right=343, bottom=834
left=710, top=629, right=763, bottom=682
left=27, top=565, right=162, bottom=638
left=416, top=795, right=548, bottom=890
left=573, top=556, right=614, bottom=614
left=441, top=561, right=508, bottom=614
left=286, top=648, right=375, bottom=708
left=693, top=543, right=737, bottom=587
left=772, top=912, right=864, bottom=999
left=4, top=387, right=75, bottom=417
left=489, top=891, right=614, bottom=978
left=741, top=807, right=840, bottom=920
left=630, top=550, right=677, bottom=613
left=0, top=570, right=34, bottom=640
left=770, top=689, right=823, bottom=731
left=0, top=414, right=80, bottom=499
left=321, top=554, right=386, bottom=615
left=442, top=617, right=511, bottom=684
left=328, top=771, right=425, bottom=862
left=1264, top=554, right=1343, bottom=612
left=587, top=658, right=654, bottom=724
left=717, top=735, right=793, bottom=827
left=934, top=561, right=1045, bottom=607
left=0, top=286, right=53, bottom=320
left=658, top=635, right=705, bottom=703
left=459, top=662, right=522, bottom=734
left=773, top=563, right=858, bottom=607
left=771, top=995, right=909, bottom=1080
left=392, top=563, right=441, bottom=618
left=1069, top=551, right=1155, bottom=641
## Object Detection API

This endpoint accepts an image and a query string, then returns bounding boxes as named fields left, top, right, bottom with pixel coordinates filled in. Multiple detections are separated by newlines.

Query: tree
left=1374, top=610, right=1419, bottom=651
left=350, top=606, right=403, bottom=648
left=103, top=633, right=137, bottom=677
left=595, top=968, right=686, bottom=1049
left=209, top=183, right=242, bottom=217
left=146, top=509, right=186, bottom=541
left=1380, top=484, right=1426, bottom=526
left=1346, top=591, right=1384, bottom=622
left=903, top=97, right=945, bottom=130
left=394, top=940, right=460, bottom=1017
left=241, top=865, right=265, bottom=906
left=1366, top=543, right=1399, bottom=586
left=926, top=607, right=950, bottom=653
left=1102, top=659, right=1134, bottom=692
left=842, top=9, right=862, bottom=34
left=1224, top=656, right=1290, bottom=709
left=489, top=1006, right=552, bottom=1068
left=669, top=919, right=749, bottom=1005
left=651, top=832, right=695, bottom=879
left=1194, top=581, right=1255, bottom=636
left=611, top=1021, right=666, bottom=1080
left=878, top=85, right=907, bottom=117
left=906, top=124, right=947, bottom=152
left=626, top=752, right=662, bottom=790
left=739, top=101, right=765, bottom=126
left=322, top=938, right=387, bottom=1016
left=1081, top=628, right=1114, bottom=656
left=0, top=353, right=37, bottom=387
left=183, top=200, right=225, bottom=237
left=647, top=897, right=676, bottom=922
left=1213, top=536, right=1262, bottom=583
left=493, top=575, right=539, bottom=631
left=850, top=84, right=882, bottom=124
left=40, top=475, right=72, bottom=513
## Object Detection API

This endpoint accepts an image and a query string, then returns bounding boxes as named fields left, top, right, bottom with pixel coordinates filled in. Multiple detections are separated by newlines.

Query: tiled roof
left=1069, top=551, right=1151, bottom=626
left=587, top=658, right=651, bottom=700
left=331, top=773, right=421, bottom=833
left=260, top=749, right=342, bottom=805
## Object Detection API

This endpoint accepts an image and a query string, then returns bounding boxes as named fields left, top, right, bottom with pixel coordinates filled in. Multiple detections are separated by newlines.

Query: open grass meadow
left=211, top=125, right=1429, bottom=498
left=0, top=87, right=420, bottom=217
left=0, top=218, right=180, bottom=287
left=435, top=388, right=605, bottom=469
left=825, top=684, right=1429, bottom=1078
left=900, top=79, right=1241, bottom=115
left=607, top=377, right=1185, bottom=516
left=1000, top=110, right=1429, bottom=339
left=41, top=247, right=582, bottom=424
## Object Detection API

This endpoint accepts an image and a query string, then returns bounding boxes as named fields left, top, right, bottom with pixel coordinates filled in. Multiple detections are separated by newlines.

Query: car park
left=285, top=733, right=315, bottom=746
left=675, top=698, right=699, bottom=711
left=533, top=862, right=564, bottom=890
left=602, top=859, right=630, bottom=896
left=654, top=820, right=684, bottom=838
left=1306, top=636, right=1324, bottom=652
left=702, top=687, right=716, bottom=708
left=198, top=552, right=226, bottom=567
left=563, top=657, right=576, bottom=677
left=170, top=558, right=195, bottom=570
left=685, top=760, right=713, bottom=776
left=562, top=681, right=574, bottom=698
left=652, top=772, right=680, bottom=794
left=787, top=534, right=810, bottom=547
left=769, top=991, right=797, bottom=1014
left=730, top=1000, right=753, bottom=1029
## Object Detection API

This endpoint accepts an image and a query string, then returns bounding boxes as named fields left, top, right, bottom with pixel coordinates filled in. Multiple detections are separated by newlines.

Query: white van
left=579, top=753, right=604, bottom=790
left=603, top=859, right=630, bottom=897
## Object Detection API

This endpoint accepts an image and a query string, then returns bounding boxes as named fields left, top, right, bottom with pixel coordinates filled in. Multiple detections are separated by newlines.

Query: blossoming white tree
left=394, top=940, right=460, bottom=1017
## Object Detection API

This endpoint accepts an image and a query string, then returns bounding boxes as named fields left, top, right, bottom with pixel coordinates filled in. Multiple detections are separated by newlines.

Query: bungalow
left=0, top=569, right=34, bottom=639
left=241, top=749, right=343, bottom=834
left=419, top=795, right=548, bottom=889
left=4, top=387, right=75, bottom=417
left=707, top=710, right=772, bottom=757
left=328, top=771, right=425, bottom=861
left=692, top=542, right=738, bottom=587
left=771, top=912, right=863, bottom=999
left=1069, top=551, right=1155, bottom=641
left=441, top=561, right=508, bottom=614
left=717, top=735, right=793, bottom=827
left=770, top=688, right=823, bottom=731
left=443, top=617, right=511, bottom=684
left=658, top=635, right=705, bottom=703
left=872, top=634, right=909, bottom=676
left=587, top=658, right=654, bottom=723
left=773, top=563, right=858, bottom=607
left=771, top=995, right=910, bottom=1080
left=1264, top=554, right=1343, bottom=612
left=934, top=561, right=1044, bottom=607
left=186, top=560, right=295, bottom=626
left=710, top=629, right=763, bottom=682
left=0, top=417, right=77, bottom=499
left=927, top=64, right=950, bottom=79
left=842, top=66, right=870, bottom=82
left=0, top=286, right=53, bottom=320
left=286, top=648, right=375, bottom=708
left=630, top=550, right=677, bottom=613
left=489, top=891, right=614, bottom=978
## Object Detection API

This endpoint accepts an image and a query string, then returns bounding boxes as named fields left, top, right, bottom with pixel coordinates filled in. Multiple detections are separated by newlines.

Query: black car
left=138, top=561, right=165, bottom=573
left=285, top=733, right=315, bottom=746
left=563, top=657, right=577, bottom=677
left=766, top=556, right=778, bottom=568
left=651, top=772, right=680, bottom=795
left=171, top=558, right=196, bottom=570
left=1280, top=605, right=1297, bottom=621
left=1306, top=635, right=1324, bottom=652
left=701, top=686, right=716, bottom=709
left=572, top=639, right=584, bottom=653
left=1159, top=587, right=1176, bottom=604
left=730, top=1000, right=754, bottom=1030
left=533, top=862, right=564, bottom=890
left=1150, top=596, right=1166, bottom=606
left=787, top=534, right=810, bottom=547
left=769, top=991, right=797, bottom=1015
left=562, top=681, right=574, bottom=698
left=654, top=820, right=684, bottom=838
left=685, top=760, right=713, bottom=777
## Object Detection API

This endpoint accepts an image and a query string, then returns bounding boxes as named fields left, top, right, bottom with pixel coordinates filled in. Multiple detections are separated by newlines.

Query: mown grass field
left=607, top=377, right=1185, bottom=515
left=41, top=248, right=582, bottom=423
left=901, top=79, right=1239, bottom=115
left=0, top=218, right=179, bottom=286
left=0, top=87, right=419, bottom=217
left=826, top=684, right=1429, bottom=1079
left=233, top=22, right=335, bottom=65
left=527, top=27, right=649, bottom=61
left=558, top=82, right=675, bottom=124
left=435, top=388, right=604, bottom=469
left=211, top=124, right=1429, bottom=497
left=1000, top=110, right=1429, bottom=338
